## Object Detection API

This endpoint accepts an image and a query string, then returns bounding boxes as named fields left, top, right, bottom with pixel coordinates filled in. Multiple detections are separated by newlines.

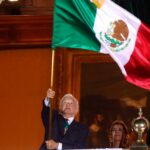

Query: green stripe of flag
left=52, top=0, right=100, bottom=52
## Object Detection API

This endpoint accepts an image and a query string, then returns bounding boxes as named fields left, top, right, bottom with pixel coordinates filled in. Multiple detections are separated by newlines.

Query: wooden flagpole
left=48, top=49, right=55, bottom=139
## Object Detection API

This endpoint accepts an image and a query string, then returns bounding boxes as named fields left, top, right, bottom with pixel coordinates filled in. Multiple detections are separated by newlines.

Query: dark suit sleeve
left=62, top=124, right=89, bottom=149
left=41, top=100, right=59, bottom=140
left=41, top=100, right=50, bottom=140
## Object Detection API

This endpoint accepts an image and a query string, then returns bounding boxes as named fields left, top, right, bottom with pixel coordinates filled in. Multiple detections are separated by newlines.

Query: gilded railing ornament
left=130, top=108, right=149, bottom=150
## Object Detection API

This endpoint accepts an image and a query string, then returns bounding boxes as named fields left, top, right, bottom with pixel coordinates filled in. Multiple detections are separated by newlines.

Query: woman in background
left=109, top=120, right=129, bottom=148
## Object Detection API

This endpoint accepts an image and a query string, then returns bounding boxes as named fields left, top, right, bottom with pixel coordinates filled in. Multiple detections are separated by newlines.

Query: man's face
left=61, top=98, right=77, bottom=117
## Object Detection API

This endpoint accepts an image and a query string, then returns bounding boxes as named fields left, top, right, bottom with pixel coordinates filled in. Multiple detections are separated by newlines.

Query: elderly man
left=40, top=88, right=89, bottom=150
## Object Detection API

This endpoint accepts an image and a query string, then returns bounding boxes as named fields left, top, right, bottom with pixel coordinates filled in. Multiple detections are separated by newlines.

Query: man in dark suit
left=40, top=88, right=89, bottom=150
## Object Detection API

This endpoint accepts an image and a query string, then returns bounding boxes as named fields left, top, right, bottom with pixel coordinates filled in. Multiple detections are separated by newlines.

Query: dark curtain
left=112, top=0, right=150, bottom=25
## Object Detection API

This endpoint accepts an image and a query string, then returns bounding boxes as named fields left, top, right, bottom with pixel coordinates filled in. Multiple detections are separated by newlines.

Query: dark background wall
left=80, top=63, right=150, bottom=129
left=112, top=0, right=150, bottom=25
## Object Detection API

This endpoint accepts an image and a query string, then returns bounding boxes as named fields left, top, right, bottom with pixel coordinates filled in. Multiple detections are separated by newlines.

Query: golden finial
left=90, top=0, right=105, bottom=9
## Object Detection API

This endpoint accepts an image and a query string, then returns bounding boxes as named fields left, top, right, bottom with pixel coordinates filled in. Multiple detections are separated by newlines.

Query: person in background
left=108, top=120, right=129, bottom=148
left=40, top=88, right=89, bottom=150
left=88, top=114, right=108, bottom=148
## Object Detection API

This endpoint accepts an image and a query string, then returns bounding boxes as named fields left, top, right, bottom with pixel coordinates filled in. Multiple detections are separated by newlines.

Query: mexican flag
left=52, top=0, right=150, bottom=90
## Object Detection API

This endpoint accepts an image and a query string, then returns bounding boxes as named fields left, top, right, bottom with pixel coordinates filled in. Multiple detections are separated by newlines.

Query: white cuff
left=57, top=143, right=62, bottom=150
left=44, top=98, right=50, bottom=107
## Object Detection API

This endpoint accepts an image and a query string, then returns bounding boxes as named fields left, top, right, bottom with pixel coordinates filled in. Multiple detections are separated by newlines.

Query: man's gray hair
left=59, top=93, right=79, bottom=114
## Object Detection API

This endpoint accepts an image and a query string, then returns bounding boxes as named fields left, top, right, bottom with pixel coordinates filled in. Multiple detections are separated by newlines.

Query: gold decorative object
left=130, top=108, right=149, bottom=150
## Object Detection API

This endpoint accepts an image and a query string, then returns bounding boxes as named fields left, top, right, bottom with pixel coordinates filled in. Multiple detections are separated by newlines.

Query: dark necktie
left=64, top=119, right=69, bottom=134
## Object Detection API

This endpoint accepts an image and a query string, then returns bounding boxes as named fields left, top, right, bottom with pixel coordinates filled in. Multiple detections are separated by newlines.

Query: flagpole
left=48, top=49, right=55, bottom=139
